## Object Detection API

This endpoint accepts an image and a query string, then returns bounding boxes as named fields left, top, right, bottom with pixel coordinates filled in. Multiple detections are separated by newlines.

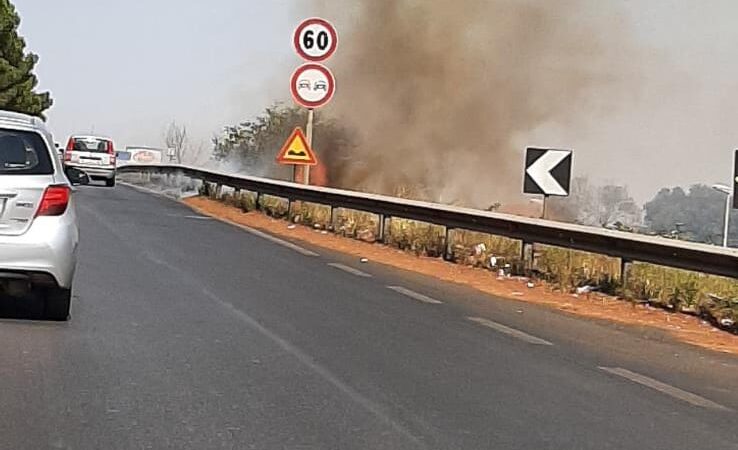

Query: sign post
left=289, top=17, right=338, bottom=185
left=522, top=147, right=572, bottom=273
left=733, top=149, right=738, bottom=210
left=305, top=109, right=315, bottom=184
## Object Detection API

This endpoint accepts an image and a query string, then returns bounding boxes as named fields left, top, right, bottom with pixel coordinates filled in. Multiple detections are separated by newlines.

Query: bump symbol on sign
left=276, top=127, right=318, bottom=166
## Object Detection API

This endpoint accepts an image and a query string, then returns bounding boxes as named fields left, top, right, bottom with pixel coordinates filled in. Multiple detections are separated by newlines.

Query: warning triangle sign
left=276, top=127, right=318, bottom=166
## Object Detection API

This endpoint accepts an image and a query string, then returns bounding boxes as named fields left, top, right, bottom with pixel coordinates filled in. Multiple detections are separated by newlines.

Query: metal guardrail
left=118, top=164, right=738, bottom=279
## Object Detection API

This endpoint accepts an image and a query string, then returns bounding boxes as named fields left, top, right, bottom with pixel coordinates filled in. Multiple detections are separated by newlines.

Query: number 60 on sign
left=293, top=18, right=338, bottom=62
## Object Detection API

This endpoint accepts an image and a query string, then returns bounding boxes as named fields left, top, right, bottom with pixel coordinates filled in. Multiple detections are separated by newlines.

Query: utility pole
left=712, top=184, right=732, bottom=247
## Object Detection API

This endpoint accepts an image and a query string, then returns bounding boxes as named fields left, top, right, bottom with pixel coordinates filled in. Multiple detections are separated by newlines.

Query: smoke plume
left=313, top=0, right=640, bottom=207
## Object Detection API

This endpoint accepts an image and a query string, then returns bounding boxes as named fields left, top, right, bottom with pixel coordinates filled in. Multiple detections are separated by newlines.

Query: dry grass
left=625, top=264, right=738, bottom=322
left=535, top=247, right=621, bottom=292
left=383, top=219, right=444, bottom=257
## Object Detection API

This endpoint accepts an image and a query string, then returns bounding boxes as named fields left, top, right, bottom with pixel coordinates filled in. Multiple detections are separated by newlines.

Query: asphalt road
left=0, top=184, right=736, bottom=450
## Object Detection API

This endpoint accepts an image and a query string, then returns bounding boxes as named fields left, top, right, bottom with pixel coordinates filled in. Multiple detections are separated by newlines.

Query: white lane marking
left=233, top=222, right=319, bottom=257
left=166, top=213, right=212, bottom=220
left=184, top=215, right=211, bottom=220
left=327, top=263, right=372, bottom=278
left=387, top=286, right=443, bottom=304
left=200, top=288, right=424, bottom=446
left=467, top=317, right=553, bottom=346
left=599, top=367, right=731, bottom=411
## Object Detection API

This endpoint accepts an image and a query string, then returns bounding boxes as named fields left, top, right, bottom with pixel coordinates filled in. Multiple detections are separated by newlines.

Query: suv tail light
left=36, top=185, right=71, bottom=217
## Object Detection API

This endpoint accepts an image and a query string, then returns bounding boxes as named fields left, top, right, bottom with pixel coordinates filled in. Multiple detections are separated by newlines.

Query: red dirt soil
left=184, top=196, right=738, bottom=356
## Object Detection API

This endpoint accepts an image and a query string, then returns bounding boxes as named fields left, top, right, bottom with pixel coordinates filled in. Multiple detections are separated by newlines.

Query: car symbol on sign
left=313, top=81, right=327, bottom=91
left=298, top=80, right=311, bottom=90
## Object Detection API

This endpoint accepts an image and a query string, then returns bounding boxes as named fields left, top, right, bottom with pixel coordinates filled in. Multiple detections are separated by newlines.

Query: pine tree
left=0, top=0, right=52, bottom=118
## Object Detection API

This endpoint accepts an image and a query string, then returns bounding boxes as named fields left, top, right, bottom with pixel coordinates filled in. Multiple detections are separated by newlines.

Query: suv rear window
left=0, top=129, right=53, bottom=175
left=71, top=137, right=112, bottom=153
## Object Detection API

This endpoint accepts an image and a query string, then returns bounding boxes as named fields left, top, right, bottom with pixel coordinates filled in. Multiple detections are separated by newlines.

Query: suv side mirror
left=65, top=167, right=90, bottom=186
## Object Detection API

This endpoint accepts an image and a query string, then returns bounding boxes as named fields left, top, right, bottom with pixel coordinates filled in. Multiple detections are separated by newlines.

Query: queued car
left=0, top=111, right=84, bottom=320
left=63, top=134, right=117, bottom=187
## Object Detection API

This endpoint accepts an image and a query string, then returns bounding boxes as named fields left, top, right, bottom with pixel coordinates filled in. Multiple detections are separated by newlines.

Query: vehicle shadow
left=0, top=291, right=47, bottom=320
left=75, top=180, right=111, bottom=189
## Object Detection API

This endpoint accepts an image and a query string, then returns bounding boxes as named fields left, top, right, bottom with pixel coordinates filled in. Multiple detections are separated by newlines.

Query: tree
left=0, top=0, right=52, bottom=117
left=547, top=177, right=641, bottom=227
left=594, top=185, right=641, bottom=227
left=212, top=105, right=305, bottom=174
left=644, top=184, right=737, bottom=244
left=212, top=104, right=354, bottom=182
left=164, top=121, right=187, bottom=163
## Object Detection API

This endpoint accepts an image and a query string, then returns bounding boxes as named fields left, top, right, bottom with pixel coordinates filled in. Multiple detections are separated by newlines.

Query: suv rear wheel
left=44, top=287, right=71, bottom=321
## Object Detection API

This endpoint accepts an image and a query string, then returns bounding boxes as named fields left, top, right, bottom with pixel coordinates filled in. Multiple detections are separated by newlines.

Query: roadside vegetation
left=0, top=0, right=53, bottom=117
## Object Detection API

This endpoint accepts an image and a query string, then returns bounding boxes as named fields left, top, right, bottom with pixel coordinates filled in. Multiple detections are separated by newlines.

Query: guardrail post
left=215, top=184, right=223, bottom=200
left=233, top=188, right=241, bottom=207
left=521, top=241, right=532, bottom=275
left=443, top=227, right=454, bottom=261
left=329, top=206, right=336, bottom=231
left=377, top=214, right=386, bottom=242
left=255, top=192, right=262, bottom=211
left=621, top=258, right=632, bottom=286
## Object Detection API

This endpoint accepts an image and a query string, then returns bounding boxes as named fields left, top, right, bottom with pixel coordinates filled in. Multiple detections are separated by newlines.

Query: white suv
left=0, top=111, right=80, bottom=320
left=64, top=134, right=117, bottom=186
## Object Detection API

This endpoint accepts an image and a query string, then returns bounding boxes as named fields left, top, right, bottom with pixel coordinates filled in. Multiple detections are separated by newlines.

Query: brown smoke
left=312, top=0, right=640, bottom=207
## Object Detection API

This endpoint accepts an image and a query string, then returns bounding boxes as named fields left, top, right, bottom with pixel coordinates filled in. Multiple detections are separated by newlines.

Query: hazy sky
left=15, top=0, right=303, bottom=153
left=14, top=0, right=738, bottom=201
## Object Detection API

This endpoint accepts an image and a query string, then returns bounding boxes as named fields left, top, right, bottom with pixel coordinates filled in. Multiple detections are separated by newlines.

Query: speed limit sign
left=293, top=18, right=338, bottom=62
